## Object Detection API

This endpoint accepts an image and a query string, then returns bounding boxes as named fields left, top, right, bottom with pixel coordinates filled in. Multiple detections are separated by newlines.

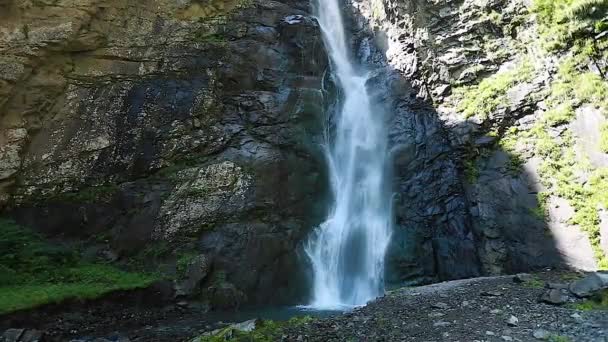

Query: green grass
left=571, top=289, right=608, bottom=310
left=0, top=219, right=157, bottom=315
left=193, top=316, right=314, bottom=342
left=454, top=59, right=534, bottom=119
left=532, top=0, right=608, bottom=52
left=522, top=275, right=546, bottom=288
left=549, top=335, right=571, bottom=342
left=600, top=124, right=608, bottom=153
left=0, top=266, right=155, bottom=315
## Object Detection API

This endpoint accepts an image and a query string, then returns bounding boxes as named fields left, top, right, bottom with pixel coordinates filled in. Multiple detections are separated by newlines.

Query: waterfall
left=304, top=0, right=393, bottom=309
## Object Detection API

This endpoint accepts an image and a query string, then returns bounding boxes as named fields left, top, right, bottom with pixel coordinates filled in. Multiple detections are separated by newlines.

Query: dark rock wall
left=0, top=0, right=328, bottom=306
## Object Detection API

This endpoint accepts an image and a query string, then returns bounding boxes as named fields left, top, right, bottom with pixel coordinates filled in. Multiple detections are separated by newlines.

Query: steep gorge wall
left=1, top=0, right=607, bottom=310
left=350, top=0, right=608, bottom=283
left=0, top=0, right=328, bottom=306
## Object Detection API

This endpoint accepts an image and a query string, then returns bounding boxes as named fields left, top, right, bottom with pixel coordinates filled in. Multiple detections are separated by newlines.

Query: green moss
left=549, top=335, right=571, bottom=342
left=192, top=32, right=227, bottom=44
left=599, top=124, right=608, bottom=153
left=571, top=289, right=608, bottom=311
left=0, top=219, right=157, bottom=314
left=464, top=159, right=480, bottom=183
left=543, top=104, right=575, bottom=126
left=454, top=59, right=534, bottom=119
left=193, top=316, right=314, bottom=342
left=530, top=192, right=550, bottom=220
left=487, top=10, right=503, bottom=25
left=176, top=252, right=199, bottom=279
left=51, top=184, right=119, bottom=203
left=524, top=278, right=546, bottom=288
left=532, top=0, right=608, bottom=52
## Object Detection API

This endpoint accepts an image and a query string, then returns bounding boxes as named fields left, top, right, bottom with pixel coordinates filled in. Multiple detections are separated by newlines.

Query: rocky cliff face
left=0, top=0, right=328, bottom=306
left=1, top=0, right=606, bottom=310
left=350, top=0, right=608, bottom=284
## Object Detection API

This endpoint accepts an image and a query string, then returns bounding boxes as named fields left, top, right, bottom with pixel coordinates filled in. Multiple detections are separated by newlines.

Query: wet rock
left=481, top=290, right=503, bottom=297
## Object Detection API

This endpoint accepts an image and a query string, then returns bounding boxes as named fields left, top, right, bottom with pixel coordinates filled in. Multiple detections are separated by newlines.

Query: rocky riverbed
left=3, top=271, right=607, bottom=341
left=279, top=272, right=608, bottom=342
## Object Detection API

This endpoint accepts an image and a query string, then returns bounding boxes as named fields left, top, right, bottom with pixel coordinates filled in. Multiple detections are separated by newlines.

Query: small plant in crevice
left=530, top=192, right=550, bottom=220
left=600, top=124, right=608, bottom=153
left=453, top=58, right=535, bottom=120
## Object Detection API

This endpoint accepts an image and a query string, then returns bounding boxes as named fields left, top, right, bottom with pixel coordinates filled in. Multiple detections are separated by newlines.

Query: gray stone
left=2, top=329, right=25, bottom=342
left=539, top=288, right=570, bottom=305
left=569, top=272, right=608, bottom=298
left=431, top=302, right=450, bottom=309
left=506, top=315, right=519, bottom=326
left=513, top=273, right=532, bottom=283
left=533, top=329, right=550, bottom=340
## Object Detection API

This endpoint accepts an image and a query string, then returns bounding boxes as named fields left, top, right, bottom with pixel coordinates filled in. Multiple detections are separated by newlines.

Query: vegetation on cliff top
left=0, top=219, right=157, bottom=315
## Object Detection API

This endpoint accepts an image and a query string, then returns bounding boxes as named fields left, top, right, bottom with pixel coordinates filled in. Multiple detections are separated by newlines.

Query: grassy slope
left=0, top=219, right=157, bottom=315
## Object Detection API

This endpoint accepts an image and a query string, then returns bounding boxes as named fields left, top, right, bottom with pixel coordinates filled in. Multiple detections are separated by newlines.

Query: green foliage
left=571, top=289, right=608, bottom=310
left=194, top=316, right=314, bottom=342
left=176, top=252, right=198, bottom=279
left=0, top=219, right=157, bottom=314
left=454, top=59, right=534, bottom=119
left=464, top=159, right=480, bottom=183
left=599, top=124, right=608, bottom=153
left=542, top=104, right=575, bottom=126
left=532, top=0, right=608, bottom=52
left=487, top=10, right=503, bottom=25
left=530, top=192, right=550, bottom=220
left=549, top=335, right=571, bottom=342
left=52, top=185, right=119, bottom=203
left=520, top=274, right=546, bottom=288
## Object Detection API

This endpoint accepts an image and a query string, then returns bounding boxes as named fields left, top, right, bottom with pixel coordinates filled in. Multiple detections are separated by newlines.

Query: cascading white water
left=304, top=0, right=392, bottom=309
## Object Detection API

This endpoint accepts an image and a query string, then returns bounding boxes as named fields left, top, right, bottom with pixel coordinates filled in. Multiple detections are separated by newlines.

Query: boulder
left=569, top=272, right=608, bottom=298
left=539, top=288, right=570, bottom=305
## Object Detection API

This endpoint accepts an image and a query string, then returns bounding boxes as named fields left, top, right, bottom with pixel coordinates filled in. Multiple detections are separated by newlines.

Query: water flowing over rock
left=304, top=0, right=392, bottom=309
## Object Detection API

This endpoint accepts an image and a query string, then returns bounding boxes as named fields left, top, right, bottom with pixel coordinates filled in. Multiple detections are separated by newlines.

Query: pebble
left=433, top=321, right=451, bottom=327
left=506, top=315, right=519, bottom=327
left=501, top=336, right=513, bottom=341
left=533, top=329, right=550, bottom=340
left=431, top=302, right=449, bottom=310
left=428, top=312, right=445, bottom=318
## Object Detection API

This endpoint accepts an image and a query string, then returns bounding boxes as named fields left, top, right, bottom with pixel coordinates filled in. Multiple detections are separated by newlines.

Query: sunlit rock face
left=0, top=0, right=328, bottom=306
left=350, top=0, right=603, bottom=283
